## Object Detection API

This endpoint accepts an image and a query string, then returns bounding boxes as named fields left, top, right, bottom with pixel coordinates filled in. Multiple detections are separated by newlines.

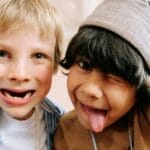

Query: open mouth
left=82, top=104, right=107, bottom=115
left=1, top=89, right=35, bottom=100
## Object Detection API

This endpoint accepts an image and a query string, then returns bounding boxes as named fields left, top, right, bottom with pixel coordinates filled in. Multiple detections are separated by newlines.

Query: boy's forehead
left=0, top=23, right=56, bottom=42
left=0, top=24, right=56, bottom=54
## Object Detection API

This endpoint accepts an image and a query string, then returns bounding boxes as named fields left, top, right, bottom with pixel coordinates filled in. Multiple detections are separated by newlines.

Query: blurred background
left=47, top=0, right=103, bottom=112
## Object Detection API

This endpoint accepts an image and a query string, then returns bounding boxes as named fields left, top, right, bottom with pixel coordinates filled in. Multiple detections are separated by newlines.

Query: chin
left=7, top=108, right=34, bottom=120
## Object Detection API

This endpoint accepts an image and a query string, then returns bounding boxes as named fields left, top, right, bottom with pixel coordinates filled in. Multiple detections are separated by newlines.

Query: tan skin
left=67, top=59, right=136, bottom=133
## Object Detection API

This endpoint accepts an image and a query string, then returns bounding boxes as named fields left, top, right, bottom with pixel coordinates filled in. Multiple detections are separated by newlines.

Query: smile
left=1, top=89, right=35, bottom=100
left=0, top=89, right=35, bottom=105
left=81, top=104, right=107, bottom=115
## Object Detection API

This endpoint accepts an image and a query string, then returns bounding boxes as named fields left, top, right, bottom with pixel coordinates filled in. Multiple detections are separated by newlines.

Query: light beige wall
left=47, top=0, right=103, bottom=112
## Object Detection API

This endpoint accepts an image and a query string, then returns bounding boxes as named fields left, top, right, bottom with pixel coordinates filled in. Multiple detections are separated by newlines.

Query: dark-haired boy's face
left=0, top=25, right=55, bottom=120
left=67, top=60, right=136, bottom=133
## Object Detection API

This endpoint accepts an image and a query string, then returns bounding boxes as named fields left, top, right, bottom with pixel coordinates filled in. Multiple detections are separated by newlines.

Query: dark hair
left=60, top=26, right=149, bottom=102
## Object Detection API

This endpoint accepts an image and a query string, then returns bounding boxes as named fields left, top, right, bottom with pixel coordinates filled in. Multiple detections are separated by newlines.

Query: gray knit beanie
left=80, top=0, right=150, bottom=85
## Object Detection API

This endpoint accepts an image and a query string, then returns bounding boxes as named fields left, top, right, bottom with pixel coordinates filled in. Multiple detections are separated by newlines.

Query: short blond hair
left=0, top=0, right=63, bottom=72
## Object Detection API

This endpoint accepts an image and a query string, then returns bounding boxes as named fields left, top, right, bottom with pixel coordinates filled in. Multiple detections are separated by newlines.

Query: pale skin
left=67, top=60, right=137, bottom=133
left=0, top=25, right=56, bottom=120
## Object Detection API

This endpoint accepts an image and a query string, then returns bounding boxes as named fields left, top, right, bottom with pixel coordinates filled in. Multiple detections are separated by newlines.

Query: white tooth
left=4, top=91, right=13, bottom=98
left=13, top=97, right=22, bottom=101
left=24, top=92, right=32, bottom=98
left=3, top=91, right=32, bottom=100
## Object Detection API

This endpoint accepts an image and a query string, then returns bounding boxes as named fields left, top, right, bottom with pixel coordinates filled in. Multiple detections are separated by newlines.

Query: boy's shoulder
left=59, top=110, right=77, bottom=125
left=58, top=110, right=87, bottom=132
left=41, top=97, right=64, bottom=116
left=58, top=110, right=89, bottom=136
left=54, top=110, right=92, bottom=150
left=40, top=98, right=64, bottom=134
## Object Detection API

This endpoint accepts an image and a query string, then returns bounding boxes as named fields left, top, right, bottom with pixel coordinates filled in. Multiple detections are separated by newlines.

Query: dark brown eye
left=107, top=74, right=128, bottom=84
left=0, top=50, right=8, bottom=57
left=77, top=59, right=93, bottom=71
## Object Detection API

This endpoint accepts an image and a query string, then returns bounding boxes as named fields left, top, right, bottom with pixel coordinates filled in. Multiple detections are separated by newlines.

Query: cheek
left=67, top=76, right=73, bottom=100
left=0, top=64, right=9, bottom=74
left=107, top=87, right=136, bottom=117
left=67, top=73, right=78, bottom=105
left=117, top=90, right=135, bottom=107
left=35, top=66, right=53, bottom=89
left=67, top=67, right=80, bottom=89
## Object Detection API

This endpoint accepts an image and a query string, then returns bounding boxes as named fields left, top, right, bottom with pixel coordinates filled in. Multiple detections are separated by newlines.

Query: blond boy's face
left=0, top=25, right=55, bottom=120
left=67, top=64, right=136, bottom=133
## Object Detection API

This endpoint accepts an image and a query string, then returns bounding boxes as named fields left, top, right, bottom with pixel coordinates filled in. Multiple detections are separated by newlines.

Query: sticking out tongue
left=85, top=106, right=106, bottom=133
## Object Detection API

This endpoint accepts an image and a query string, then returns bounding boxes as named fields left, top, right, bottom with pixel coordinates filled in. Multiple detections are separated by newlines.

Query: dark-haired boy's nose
left=80, top=70, right=104, bottom=101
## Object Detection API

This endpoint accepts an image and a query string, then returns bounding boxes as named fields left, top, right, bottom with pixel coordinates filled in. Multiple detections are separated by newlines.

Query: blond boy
left=0, top=0, right=63, bottom=149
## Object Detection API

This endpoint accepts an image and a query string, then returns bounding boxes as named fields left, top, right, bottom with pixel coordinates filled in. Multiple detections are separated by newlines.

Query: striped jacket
left=40, top=97, right=64, bottom=150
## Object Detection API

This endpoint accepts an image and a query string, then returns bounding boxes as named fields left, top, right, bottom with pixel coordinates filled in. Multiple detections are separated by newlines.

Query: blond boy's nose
left=8, top=62, right=30, bottom=82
